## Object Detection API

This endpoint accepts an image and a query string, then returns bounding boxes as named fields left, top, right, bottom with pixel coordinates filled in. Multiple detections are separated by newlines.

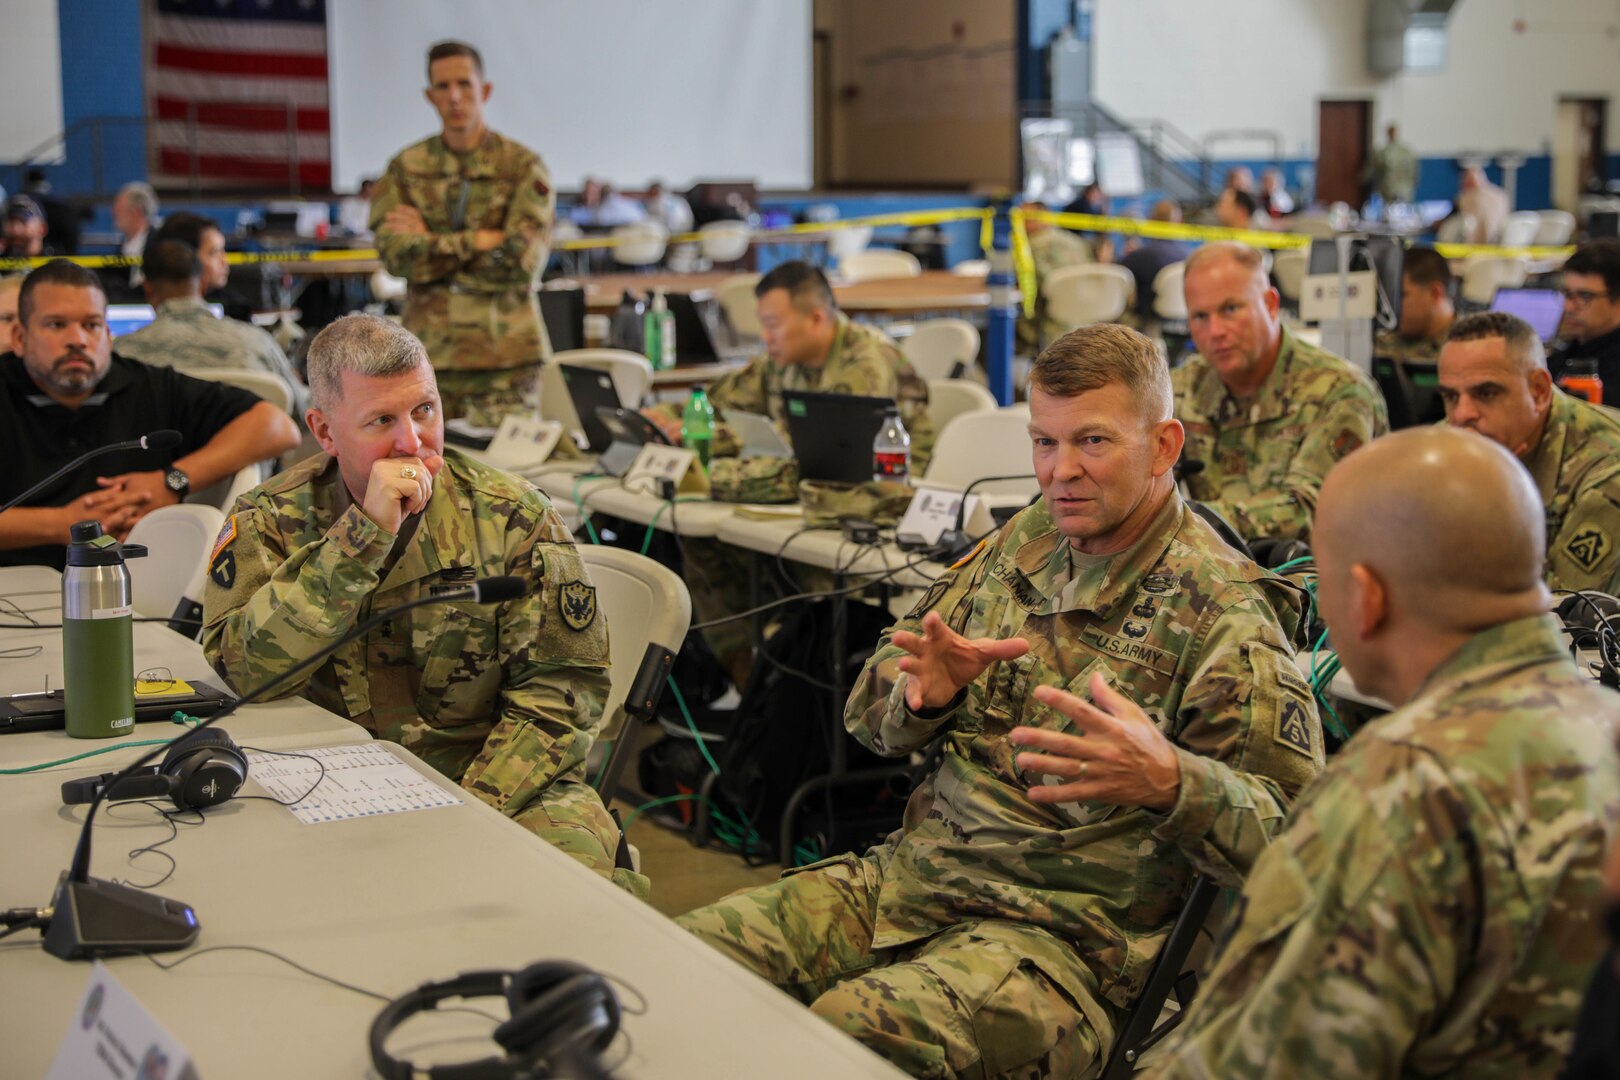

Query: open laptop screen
left=1489, top=288, right=1564, bottom=343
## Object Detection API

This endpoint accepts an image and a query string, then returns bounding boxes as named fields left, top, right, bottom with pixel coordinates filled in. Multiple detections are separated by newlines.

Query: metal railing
left=1019, top=100, right=1235, bottom=204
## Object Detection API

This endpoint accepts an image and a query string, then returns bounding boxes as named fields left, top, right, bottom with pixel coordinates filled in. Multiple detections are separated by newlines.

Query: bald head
left=1317, top=427, right=1548, bottom=641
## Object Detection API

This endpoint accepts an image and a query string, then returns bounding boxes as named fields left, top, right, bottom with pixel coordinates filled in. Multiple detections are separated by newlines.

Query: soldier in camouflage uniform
left=1362, top=123, right=1420, bottom=205
left=1374, top=245, right=1455, bottom=365
left=1175, top=242, right=1389, bottom=542
left=646, top=262, right=934, bottom=686
left=113, top=238, right=310, bottom=417
left=202, top=315, right=645, bottom=898
left=369, top=40, right=554, bottom=428
left=1019, top=205, right=1098, bottom=352
left=1439, top=310, right=1620, bottom=594
left=678, top=324, right=1323, bottom=1077
left=1148, top=426, right=1620, bottom=1078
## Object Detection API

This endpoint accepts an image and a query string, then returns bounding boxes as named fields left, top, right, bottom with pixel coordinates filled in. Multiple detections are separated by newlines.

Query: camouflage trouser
left=510, top=776, right=650, bottom=901
left=677, top=851, right=1114, bottom=1078
left=434, top=365, right=540, bottom=428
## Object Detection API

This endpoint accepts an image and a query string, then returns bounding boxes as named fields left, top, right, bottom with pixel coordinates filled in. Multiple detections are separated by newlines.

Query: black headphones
left=60, top=728, right=248, bottom=811
left=370, top=961, right=621, bottom=1080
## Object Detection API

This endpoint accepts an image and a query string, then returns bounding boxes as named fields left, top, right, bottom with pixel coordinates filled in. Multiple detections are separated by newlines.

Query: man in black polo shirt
left=0, top=259, right=300, bottom=569
left=1550, top=238, right=1620, bottom=408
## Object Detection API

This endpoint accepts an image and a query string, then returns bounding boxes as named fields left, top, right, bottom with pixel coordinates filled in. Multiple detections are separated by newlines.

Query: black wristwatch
left=164, top=467, right=190, bottom=499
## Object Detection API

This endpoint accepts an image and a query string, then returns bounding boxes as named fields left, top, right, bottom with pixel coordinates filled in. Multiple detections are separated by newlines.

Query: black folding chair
left=1099, top=874, right=1222, bottom=1078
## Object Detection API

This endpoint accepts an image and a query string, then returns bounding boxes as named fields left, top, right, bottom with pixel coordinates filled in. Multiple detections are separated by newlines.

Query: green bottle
left=62, top=522, right=138, bottom=739
left=682, top=387, right=715, bottom=470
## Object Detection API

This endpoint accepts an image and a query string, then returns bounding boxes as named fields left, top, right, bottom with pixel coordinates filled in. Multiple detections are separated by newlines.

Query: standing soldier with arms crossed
left=370, top=40, right=554, bottom=427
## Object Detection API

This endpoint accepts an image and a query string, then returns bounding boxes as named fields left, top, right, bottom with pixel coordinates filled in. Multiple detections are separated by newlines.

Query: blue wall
left=26, top=0, right=147, bottom=197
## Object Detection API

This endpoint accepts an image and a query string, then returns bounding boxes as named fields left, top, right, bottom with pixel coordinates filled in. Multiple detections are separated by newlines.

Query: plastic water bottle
left=872, top=406, right=910, bottom=482
left=682, top=387, right=715, bottom=469
left=643, top=289, right=676, bottom=371
left=1558, top=356, right=1604, bottom=405
left=62, top=521, right=139, bottom=739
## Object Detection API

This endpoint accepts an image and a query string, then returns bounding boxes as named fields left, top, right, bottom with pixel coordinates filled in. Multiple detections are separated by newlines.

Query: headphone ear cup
left=496, top=961, right=620, bottom=1059
left=162, top=728, right=248, bottom=810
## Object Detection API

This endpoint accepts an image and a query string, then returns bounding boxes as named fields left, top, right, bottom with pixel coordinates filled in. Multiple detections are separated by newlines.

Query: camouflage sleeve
left=201, top=498, right=396, bottom=697
left=1151, top=602, right=1324, bottom=886
left=369, top=156, right=474, bottom=284
left=472, top=152, right=554, bottom=289
left=459, top=503, right=612, bottom=814
left=1546, top=479, right=1620, bottom=594
left=707, top=356, right=770, bottom=416
left=1206, top=380, right=1388, bottom=542
left=844, top=537, right=999, bottom=755
left=1149, top=753, right=1460, bottom=1078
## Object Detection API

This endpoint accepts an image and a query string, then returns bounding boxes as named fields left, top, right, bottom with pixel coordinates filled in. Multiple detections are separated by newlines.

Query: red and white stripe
left=146, top=5, right=331, bottom=189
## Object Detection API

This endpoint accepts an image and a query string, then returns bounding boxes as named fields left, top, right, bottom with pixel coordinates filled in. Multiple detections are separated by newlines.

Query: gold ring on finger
left=400, top=466, right=418, bottom=479
left=1077, top=758, right=1087, bottom=780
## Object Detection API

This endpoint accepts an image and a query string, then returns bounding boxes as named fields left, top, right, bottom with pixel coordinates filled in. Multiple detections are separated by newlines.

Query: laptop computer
left=559, top=364, right=624, bottom=452
left=725, top=410, right=794, bottom=458
left=1489, top=287, right=1565, bottom=343
left=106, top=302, right=227, bottom=339
left=593, top=406, right=671, bottom=477
left=780, top=390, right=896, bottom=484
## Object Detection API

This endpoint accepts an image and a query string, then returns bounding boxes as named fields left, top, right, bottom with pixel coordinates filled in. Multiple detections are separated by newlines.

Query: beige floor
left=614, top=796, right=781, bottom=918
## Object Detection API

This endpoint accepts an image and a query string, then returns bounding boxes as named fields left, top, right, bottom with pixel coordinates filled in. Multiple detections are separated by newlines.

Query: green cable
left=0, top=714, right=200, bottom=775
left=622, top=792, right=702, bottom=830
left=571, top=474, right=601, bottom=546
left=1271, top=556, right=1317, bottom=574
left=667, top=675, right=722, bottom=777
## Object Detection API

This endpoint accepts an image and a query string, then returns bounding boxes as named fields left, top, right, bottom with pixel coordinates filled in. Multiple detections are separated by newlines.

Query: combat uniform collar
left=815, top=314, right=854, bottom=372
left=1521, top=390, right=1576, bottom=506
left=1010, top=490, right=1185, bottom=618
left=156, top=296, right=213, bottom=318
left=1192, top=326, right=1301, bottom=427
left=1405, top=614, right=1569, bottom=710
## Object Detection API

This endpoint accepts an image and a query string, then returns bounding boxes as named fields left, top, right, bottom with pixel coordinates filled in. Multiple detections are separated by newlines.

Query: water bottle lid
left=69, top=520, right=104, bottom=544
left=66, top=521, right=126, bottom=567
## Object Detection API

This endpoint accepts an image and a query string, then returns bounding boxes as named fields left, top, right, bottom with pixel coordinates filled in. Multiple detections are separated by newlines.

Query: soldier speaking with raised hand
left=677, top=323, right=1323, bottom=1077
left=202, top=314, right=645, bottom=898
left=369, top=39, right=555, bottom=428
left=1145, top=426, right=1620, bottom=1079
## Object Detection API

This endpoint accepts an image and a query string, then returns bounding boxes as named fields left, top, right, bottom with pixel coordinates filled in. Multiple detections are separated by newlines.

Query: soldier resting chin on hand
left=202, top=314, right=646, bottom=899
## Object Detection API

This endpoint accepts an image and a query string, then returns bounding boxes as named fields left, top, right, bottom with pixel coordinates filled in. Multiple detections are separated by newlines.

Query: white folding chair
left=1152, top=261, right=1189, bottom=322
left=579, top=545, right=693, bottom=800
left=1271, top=249, right=1308, bottom=305
left=840, top=249, right=922, bottom=283
left=369, top=266, right=407, bottom=302
left=1043, top=264, right=1134, bottom=330
left=611, top=222, right=668, bottom=268
left=698, top=221, right=751, bottom=266
left=125, top=503, right=226, bottom=638
left=716, top=273, right=764, bottom=340
left=1499, top=211, right=1542, bottom=249
left=1459, top=256, right=1529, bottom=306
left=180, top=367, right=294, bottom=414
left=902, top=318, right=982, bottom=381
left=923, top=409, right=1040, bottom=498
left=827, top=225, right=873, bottom=265
left=1289, top=216, right=1337, bottom=239
left=551, top=348, right=654, bottom=408
left=926, top=379, right=997, bottom=436
left=1436, top=213, right=1478, bottom=245
left=1535, top=210, right=1576, bottom=246
left=951, top=259, right=990, bottom=277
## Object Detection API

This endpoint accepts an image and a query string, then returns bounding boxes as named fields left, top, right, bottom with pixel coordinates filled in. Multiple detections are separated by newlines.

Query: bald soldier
left=369, top=40, right=554, bottom=427
left=678, top=324, right=1323, bottom=1077
left=1143, top=426, right=1620, bottom=1077
left=1174, top=242, right=1388, bottom=542
left=203, top=315, right=645, bottom=897
left=1439, top=311, right=1620, bottom=594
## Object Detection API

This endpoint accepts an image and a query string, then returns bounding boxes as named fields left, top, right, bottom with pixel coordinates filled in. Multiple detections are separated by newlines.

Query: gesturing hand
left=1010, top=672, right=1182, bottom=812
left=361, top=453, right=444, bottom=534
left=892, top=609, right=1029, bottom=712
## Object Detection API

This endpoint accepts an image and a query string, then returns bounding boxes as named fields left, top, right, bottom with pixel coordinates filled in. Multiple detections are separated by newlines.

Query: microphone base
left=43, top=872, right=199, bottom=960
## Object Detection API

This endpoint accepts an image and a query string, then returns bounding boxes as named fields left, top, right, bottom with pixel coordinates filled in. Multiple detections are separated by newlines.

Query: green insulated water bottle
left=62, top=521, right=139, bottom=739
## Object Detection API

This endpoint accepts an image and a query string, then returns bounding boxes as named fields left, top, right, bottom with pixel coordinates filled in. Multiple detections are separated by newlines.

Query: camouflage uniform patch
left=1150, top=615, right=1620, bottom=1077
left=1173, top=326, right=1390, bottom=542
left=559, top=580, right=597, bottom=630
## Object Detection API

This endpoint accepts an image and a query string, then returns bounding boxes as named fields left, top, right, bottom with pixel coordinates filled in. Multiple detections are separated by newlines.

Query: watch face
left=166, top=469, right=189, bottom=494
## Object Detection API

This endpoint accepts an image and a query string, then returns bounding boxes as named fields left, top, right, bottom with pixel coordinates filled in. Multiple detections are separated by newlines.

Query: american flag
left=146, top=0, right=331, bottom=190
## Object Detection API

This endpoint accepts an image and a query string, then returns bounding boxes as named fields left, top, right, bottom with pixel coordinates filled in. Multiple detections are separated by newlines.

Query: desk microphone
left=0, top=429, right=183, bottom=515
left=40, top=574, right=527, bottom=960
left=934, top=473, right=1036, bottom=564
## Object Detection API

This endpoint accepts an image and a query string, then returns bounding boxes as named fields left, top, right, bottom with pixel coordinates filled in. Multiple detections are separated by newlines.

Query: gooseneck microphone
left=0, top=429, right=184, bottom=516
left=935, top=473, right=1037, bottom=563
left=41, top=574, right=526, bottom=960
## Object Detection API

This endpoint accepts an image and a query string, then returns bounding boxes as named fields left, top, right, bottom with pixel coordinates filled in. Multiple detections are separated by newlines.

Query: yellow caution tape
left=554, top=206, right=995, bottom=251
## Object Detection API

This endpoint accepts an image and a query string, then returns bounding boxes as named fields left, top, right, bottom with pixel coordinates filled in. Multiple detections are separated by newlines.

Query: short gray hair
left=307, top=314, right=430, bottom=409
left=1186, top=240, right=1266, bottom=280
left=118, top=182, right=158, bottom=219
